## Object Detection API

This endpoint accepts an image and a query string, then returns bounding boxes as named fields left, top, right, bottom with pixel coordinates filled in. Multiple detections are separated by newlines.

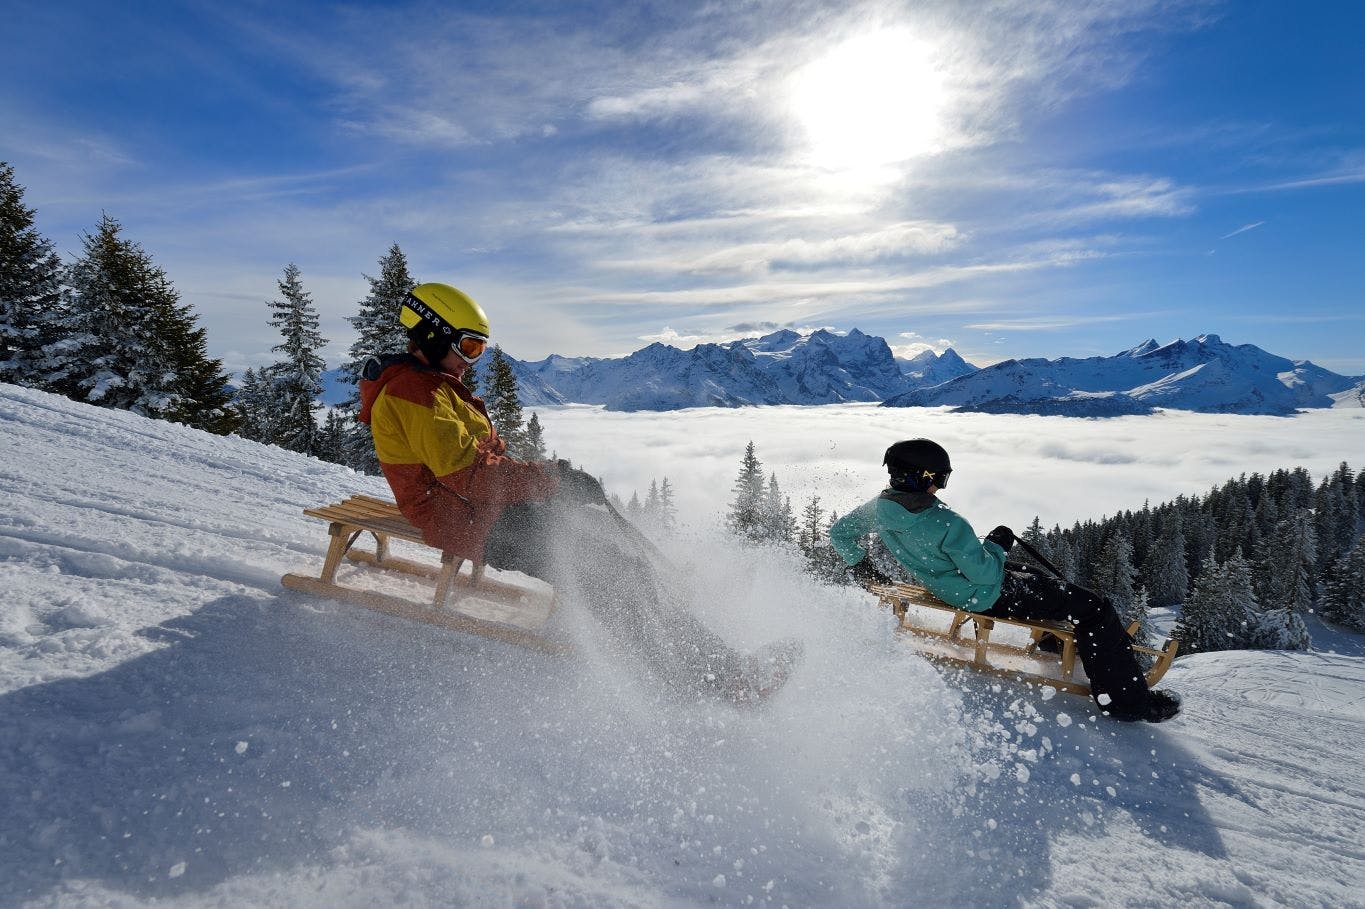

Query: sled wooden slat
left=282, top=495, right=562, bottom=653
left=870, top=582, right=1179, bottom=697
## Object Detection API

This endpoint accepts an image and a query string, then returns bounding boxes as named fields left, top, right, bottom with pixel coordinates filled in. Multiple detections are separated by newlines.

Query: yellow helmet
left=401, top=283, right=490, bottom=364
left=401, top=283, right=490, bottom=336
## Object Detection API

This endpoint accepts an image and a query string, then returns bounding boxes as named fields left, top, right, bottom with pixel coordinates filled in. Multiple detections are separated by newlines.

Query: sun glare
left=790, top=29, right=947, bottom=171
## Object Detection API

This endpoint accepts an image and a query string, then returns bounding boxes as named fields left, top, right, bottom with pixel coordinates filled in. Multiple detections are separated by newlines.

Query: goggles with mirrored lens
left=453, top=331, right=488, bottom=362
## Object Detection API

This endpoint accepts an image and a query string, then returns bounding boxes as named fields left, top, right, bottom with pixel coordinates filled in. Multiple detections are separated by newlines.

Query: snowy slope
left=3, top=383, right=1365, bottom=907
left=884, top=334, right=1363, bottom=416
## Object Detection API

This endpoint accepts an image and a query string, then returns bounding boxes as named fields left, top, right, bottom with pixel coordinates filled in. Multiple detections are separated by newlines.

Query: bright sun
left=789, top=29, right=947, bottom=171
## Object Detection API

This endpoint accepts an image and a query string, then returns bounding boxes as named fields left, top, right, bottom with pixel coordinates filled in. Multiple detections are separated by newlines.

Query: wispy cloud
left=966, top=312, right=1160, bottom=331
left=636, top=323, right=834, bottom=349
left=1220, top=220, right=1265, bottom=240
left=891, top=331, right=958, bottom=359
left=1260, top=169, right=1365, bottom=192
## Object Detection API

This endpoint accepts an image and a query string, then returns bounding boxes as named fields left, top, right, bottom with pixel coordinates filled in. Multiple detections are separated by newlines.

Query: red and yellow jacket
left=358, top=356, right=558, bottom=562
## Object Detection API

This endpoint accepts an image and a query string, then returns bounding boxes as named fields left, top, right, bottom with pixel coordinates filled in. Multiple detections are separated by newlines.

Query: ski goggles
left=452, top=331, right=488, bottom=363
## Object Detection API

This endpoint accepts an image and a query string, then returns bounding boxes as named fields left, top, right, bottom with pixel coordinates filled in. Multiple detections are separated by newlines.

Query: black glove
left=555, top=460, right=607, bottom=505
left=985, top=525, right=1015, bottom=553
left=848, top=558, right=894, bottom=588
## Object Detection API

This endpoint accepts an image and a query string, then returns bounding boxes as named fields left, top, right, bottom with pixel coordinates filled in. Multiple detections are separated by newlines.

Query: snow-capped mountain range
left=505, top=328, right=977, bottom=411
left=321, top=330, right=1360, bottom=416
left=883, top=334, right=1363, bottom=416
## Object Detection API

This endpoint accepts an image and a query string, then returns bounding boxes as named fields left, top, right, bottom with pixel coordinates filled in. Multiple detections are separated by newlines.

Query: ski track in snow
left=1, top=383, right=1364, bottom=908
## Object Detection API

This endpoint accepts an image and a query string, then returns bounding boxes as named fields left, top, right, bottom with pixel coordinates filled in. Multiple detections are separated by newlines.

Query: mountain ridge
left=320, top=330, right=1359, bottom=416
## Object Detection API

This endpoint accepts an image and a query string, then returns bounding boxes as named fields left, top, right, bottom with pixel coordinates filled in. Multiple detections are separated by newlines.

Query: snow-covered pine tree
left=726, top=441, right=765, bottom=541
left=1051, top=532, right=1078, bottom=582
left=1318, top=537, right=1365, bottom=631
left=462, top=359, right=479, bottom=395
left=1255, top=510, right=1318, bottom=619
left=340, top=245, right=416, bottom=472
left=1316, top=464, right=1359, bottom=565
left=49, top=214, right=229, bottom=427
left=341, top=244, right=415, bottom=395
left=1016, top=516, right=1049, bottom=570
left=1142, top=512, right=1189, bottom=608
left=0, top=162, right=63, bottom=386
left=657, top=478, right=677, bottom=531
left=759, top=474, right=795, bottom=543
left=264, top=263, right=327, bottom=455
left=1175, top=553, right=1254, bottom=653
left=644, top=479, right=660, bottom=525
left=1092, top=530, right=1151, bottom=645
left=524, top=411, right=547, bottom=460
left=159, top=309, right=239, bottom=435
left=485, top=345, right=531, bottom=457
left=314, top=409, right=351, bottom=466
left=626, top=490, right=642, bottom=519
left=234, top=367, right=279, bottom=443
left=799, top=495, right=824, bottom=556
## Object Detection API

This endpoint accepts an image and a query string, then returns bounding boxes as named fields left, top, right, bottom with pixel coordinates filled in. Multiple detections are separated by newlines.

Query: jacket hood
left=358, top=355, right=433, bottom=424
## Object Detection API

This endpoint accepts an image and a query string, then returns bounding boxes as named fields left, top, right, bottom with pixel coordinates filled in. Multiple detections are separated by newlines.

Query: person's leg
left=483, top=500, right=746, bottom=695
left=985, top=568, right=1150, bottom=714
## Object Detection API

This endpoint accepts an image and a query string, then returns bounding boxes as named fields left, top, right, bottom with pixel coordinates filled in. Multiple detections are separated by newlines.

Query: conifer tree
left=1142, top=514, right=1189, bottom=608
left=759, top=474, right=796, bottom=543
left=726, top=441, right=766, bottom=541
left=160, top=314, right=239, bottom=435
left=644, top=479, right=660, bottom=522
left=49, top=213, right=233, bottom=429
left=340, top=245, right=415, bottom=471
left=1255, top=511, right=1318, bottom=618
left=1319, top=538, right=1365, bottom=632
left=1017, top=516, right=1049, bottom=570
left=626, top=490, right=642, bottom=519
left=1175, top=552, right=1255, bottom=653
left=1092, top=530, right=1151, bottom=646
left=524, top=411, right=547, bottom=460
left=799, top=495, right=824, bottom=556
left=264, top=263, right=327, bottom=455
left=341, top=244, right=415, bottom=394
left=1051, top=533, right=1078, bottom=582
left=314, top=409, right=351, bottom=466
left=657, top=478, right=678, bottom=531
left=1092, top=531, right=1138, bottom=617
left=462, top=359, right=479, bottom=395
left=0, top=162, right=63, bottom=385
left=234, top=367, right=278, bottom=443
left=485, top=345, right=531, bottom=456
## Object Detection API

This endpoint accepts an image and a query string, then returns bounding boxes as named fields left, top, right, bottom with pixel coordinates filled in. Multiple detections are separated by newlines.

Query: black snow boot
left=1109, top=689, right=1181, bottom=723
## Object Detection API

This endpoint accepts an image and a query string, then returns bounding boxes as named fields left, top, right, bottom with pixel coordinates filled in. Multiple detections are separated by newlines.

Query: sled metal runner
left=281, top=495, right=564, bottom=653
left=869, top=582, right=1178, bottom=696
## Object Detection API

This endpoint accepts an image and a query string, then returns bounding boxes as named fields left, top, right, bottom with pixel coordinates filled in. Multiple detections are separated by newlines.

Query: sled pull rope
left=1013, top=535, right=1067, bottom=581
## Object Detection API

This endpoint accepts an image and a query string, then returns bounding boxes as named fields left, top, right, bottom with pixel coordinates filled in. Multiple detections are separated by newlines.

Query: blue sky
left=3, top=0, right=1363, bottom=375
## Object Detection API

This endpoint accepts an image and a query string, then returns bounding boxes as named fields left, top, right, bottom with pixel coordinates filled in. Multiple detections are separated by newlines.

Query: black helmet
left=883, top=439, right=952, bottom=492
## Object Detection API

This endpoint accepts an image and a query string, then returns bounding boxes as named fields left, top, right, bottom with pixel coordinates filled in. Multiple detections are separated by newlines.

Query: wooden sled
left=869, top=582, right=1178, bottom=697
left=281, top=495, right=564, bottom=653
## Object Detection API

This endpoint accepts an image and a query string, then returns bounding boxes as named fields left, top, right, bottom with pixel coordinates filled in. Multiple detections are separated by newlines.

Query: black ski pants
left=984, top=564, right=1149, bottom=712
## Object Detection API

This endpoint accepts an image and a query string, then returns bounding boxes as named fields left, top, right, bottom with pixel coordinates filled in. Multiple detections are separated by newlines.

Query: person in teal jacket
left=831, top=439, right=1179, bottom=723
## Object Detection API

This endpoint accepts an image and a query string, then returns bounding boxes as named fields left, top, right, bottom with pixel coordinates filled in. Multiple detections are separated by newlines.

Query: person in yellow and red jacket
left=355, top=282, right=800, bottom=703
left=358, top=283, right=601, bottom=565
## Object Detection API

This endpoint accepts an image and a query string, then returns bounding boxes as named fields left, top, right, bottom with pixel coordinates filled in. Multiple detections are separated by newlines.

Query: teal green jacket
left=830, top=490, right=1007, bottom=612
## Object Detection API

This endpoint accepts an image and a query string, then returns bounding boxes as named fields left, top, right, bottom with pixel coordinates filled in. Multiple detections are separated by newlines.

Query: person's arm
left=829, top=499, right=879, bottom=567
left=406, top=386, right=557, bottom=504
left=372, top=386, right=483, bottom=476
left=942, top=516, right=1006, bottom=584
